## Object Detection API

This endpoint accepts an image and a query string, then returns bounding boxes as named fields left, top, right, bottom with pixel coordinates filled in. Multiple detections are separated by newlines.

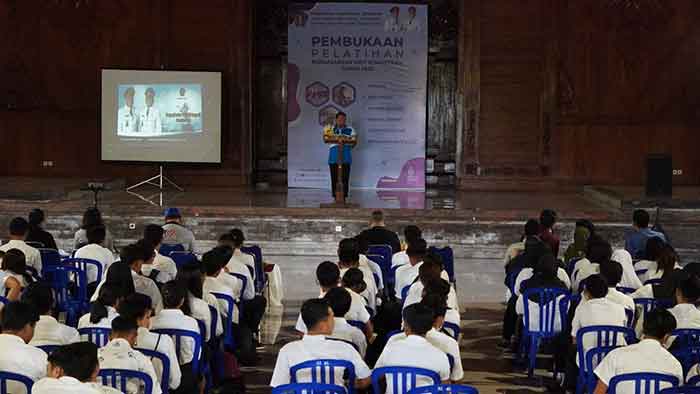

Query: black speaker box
left=646, top=154, right=672, bottom=197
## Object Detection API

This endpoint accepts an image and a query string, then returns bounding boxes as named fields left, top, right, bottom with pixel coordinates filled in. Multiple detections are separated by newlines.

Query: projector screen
left=101, top=69, right=222, bottom=163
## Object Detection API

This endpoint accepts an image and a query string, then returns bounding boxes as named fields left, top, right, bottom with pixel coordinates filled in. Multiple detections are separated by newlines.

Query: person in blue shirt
left=624, top=209, right=667, bottom=260
left=327, top=112, right=356, bottom=198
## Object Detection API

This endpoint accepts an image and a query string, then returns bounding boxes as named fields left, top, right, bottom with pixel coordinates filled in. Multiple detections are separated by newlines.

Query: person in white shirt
left=34, top=342, right=120, bottom=394
left=0, top=253, right=22, bottom=301
left=666, top=275, right=700, bottom=350
left=611, top=249, right=642, bottom=291
left=117, top=86, right=138, bottom=134
left=392, top=225, right=422, bottom=268
left=74, top=225, right=114, bottom=286
left=98, top=316, right=162, bottom=394
left=376, top=303, right=451, bottom=391
left=219, top=234, right=255, bottom=297
left=150, top=281, right=202, bottom=369
left=227, top=229, right=256, bottom=276
left=161, top=208, right=195, bottom=252
left=0, top=301, right=47, bottom=392
left=572, top=236, right=613, bottom=292
left=118, top=293, right=183, bottom=393
left=395, top=238, right=427, bottom=296
left=295, top=261, right=373, bottom=338
left=516, top=254, right=569, bottom=335
left=338, top=238, right=378, bottom=312
left=384, top=6, right=402, bottom=32
left=593, top=309, right=682, bottom=394
left=139, top=88, right=162, bottom=134
left=140, top=225, right=177, bottom=284
left=74, top=208, right=114, bottom=252
left=21, top=282, right=80, bottom=346
left=630, top=246, right=679, bottom=301
left=1, top=248, right=36, bottom=288
left=79, top=283, right=122, bottom=330
left=633, top=237, right=667, bottom=284
left=0, top=217, right=42, bottom=274
left=404, top=255, right=459, bottom=311
left=176, top=262, right=223, bottom=342
left=202, top=248, right=241, bottom=321
left=599, top=261, right=636, bottom=313
left=402, top=6, right=422, bottom=32
left=323, top=287, right=368, bottom=357
left=270, top=298, right=371, bottom=389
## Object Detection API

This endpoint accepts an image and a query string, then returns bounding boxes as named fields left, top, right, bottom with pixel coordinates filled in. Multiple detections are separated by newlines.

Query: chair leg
left=528, top=336, right=540, bottom=378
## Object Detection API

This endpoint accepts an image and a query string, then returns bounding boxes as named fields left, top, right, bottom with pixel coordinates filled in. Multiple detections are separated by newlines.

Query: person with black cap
left=161, top=207, right=195, bottom=252
left=26, top=208, right=57, bottom=250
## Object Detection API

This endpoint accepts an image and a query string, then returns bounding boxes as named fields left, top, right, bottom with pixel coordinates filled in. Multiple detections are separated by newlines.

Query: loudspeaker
left=646, top=154, right=672, bottom=197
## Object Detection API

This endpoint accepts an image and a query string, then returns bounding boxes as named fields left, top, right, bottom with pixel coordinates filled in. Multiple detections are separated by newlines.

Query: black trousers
left=329, top=164, right=351, bottom=198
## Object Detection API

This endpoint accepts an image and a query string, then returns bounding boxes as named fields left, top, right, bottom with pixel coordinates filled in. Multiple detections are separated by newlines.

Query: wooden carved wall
left=0, top=0, right=253, bottom=186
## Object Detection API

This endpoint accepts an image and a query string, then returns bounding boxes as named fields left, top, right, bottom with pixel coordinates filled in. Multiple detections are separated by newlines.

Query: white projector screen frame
left=101, top=68, right=222, bottom=163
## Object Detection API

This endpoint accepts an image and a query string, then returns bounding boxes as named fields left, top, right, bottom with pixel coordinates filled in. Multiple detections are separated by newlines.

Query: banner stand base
left=126, top=165, right=184, bottom=194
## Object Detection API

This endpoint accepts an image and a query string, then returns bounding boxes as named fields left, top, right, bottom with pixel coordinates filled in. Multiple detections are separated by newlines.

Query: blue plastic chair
left=566, top=257, right=583, bottom=278
left=36, top=344, right=60, bottom=354
left=347, top=320, right=366, bottom=333
left=372, top=366, right=441, bottom=394
left=208, top=304, right=220, bottom=341
left=79, top=327, right=111, bottom=347
left=230, top=272, right=249, bottom=307
left=45, top=265, right=88, bottom=326
left=291, top=359, right=356, bottom=394
left=39, top=248, right=62, bottom=275
left=272, top=383, right=347, bottom=394
left=368, top=245, right=394, bottom=294
left=0, top=296, right=8, bottom=307
left=99, top=368, right=154, bottom=394
left=688, top=374, right=700, bottom=386
left=636, top=269, right=649, bottom=277
left=576, top=326, right=636, bottom=394
left=240, top=245, right=266, bottom=293
left=136, top=347, right=171, bottom=394
left=401, top=285, right=411, bottom=305
left=625, top=309, right=636, bottom=329
left=25, top=241, right=44, bottom=248
left=169, top=251, right=197, bottom=267
left=608, top=373, right=679, bottom=394
left=442, top=322, right=460, bottom=340
left=408, top=384, right=479, bottom=394
left=635, top=299, right=672, bottom=326
left=660, top=387, right=700, bottom=394
left=645, top=279, right=664, bottom=287
left=64, top=257, right=103, bottom=285
left=210, top=292, right=236, bottom=350
left=152, top=328, right=203, bottom=374
left=617, top=287, right=636, bottom=294
left=582, top=346, right=621, bottom=394
left=0, top=371, right=34, bottom=394
left=428, top=246, right=455, bottom=284
left=670, top=329, right=700, bottom=376
left=520, top=287, right=570, bottom=378
left=159, top=243, right=185, bottom=256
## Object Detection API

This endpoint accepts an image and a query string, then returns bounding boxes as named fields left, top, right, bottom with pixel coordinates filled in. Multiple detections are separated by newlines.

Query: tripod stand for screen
left=126, top=165, right=183, bottom=192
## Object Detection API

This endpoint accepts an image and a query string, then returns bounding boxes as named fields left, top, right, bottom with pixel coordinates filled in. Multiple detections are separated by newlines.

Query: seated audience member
left=0, top=217, right=42, bottom=273
left=394, top=238, right=428, bottom=296
left=26, top=208, right=58, bottom=250
left=422, top=278, right=461, bottom=329
left=611, top=249, right=642, bottom=290
left=636, top=241, right=680, bottom=284
left=599, top=261, right=635, bottom=312
left=22, top=282, right=80, bottom=346
left=118, top=293, right=183, bottom=393
left=33, top=342, right=120, bottom=394
left=593, top=309, right=681, bottom=394
left=74, top=224, right=114, bottom=287
left=79, top=283, right=122, bottom=329
left=355, top=236, right=384, bottom=292
left=227, top=229, right=256, bottom=275
left=140, top=224, right=177, bottom=284
left=0, top=302, right=47, bottom=388
left=202, top=247, right=241, bottom=319
left=295, top=261, right=372, bottom=337
left=376, top=303, right=451, bottom=388
left=403, top=254, right=459, bottom=310
left=356, top=210, right=401, bottom=255
left=392, top=225, right=422, bottom=268
left=0, top=252, right=22, bottom=300
left=270, top=298, right=371, bottom=389
left=219, top=233, right=255, bottom=298
left=564, top=224, right=591, bottom=264
left=176, top=262, right=223, bottom=341
left=516, top=254, right=568, bottom=335
left=389, top=292, right=463, bottom=382
left=338, top=238, right=378, bottom=312
left=1, top=248, right=35, bottom=288
left=572, top=236, right=614, bottom=292
left=504, top=219, right=541, bottom=273
left=342, top=268, right=368, bottom=300
left=93, top=242, right=163, bottom=312
left=539, top=209, right=560, bottom=258
left=666, top=275, right=700, bottom=348
left=631, top=245, right=682, bottom=300
left=624, top=209, right=667, bottom=260
left=150, top=281, right=201, bottom=368
left=98, top=316, right=162, bottom=394
left=161, top=208, right=195, bottom=252
left=74, top=207, right=114, bottom=251
left=323, top=287, right=368, bottom=357
left=514, top=250, right=571, bottom=296
left=90, top=262, right=135, bottom=303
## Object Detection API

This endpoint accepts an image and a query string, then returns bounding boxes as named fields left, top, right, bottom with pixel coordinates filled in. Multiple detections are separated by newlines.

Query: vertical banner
left=287, top=3, right=427, bottom=190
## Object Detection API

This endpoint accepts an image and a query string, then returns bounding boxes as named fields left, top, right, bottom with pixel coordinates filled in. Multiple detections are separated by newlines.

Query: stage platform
left=1, top=177, right=699, bottom=303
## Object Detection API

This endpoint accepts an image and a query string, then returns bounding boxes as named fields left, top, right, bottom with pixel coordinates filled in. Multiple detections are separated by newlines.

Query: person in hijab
left=564, top=226, right=590, bottom=263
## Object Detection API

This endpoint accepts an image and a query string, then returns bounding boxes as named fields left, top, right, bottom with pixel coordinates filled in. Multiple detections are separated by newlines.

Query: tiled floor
left=246, top=302, right=555, bottom=394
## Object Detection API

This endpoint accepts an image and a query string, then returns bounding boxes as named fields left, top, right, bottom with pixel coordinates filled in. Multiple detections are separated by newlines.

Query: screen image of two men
left=117, top=84, right=203, bottom=137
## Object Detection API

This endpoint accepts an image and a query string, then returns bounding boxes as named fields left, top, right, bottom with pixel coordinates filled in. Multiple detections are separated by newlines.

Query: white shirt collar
left=39, top=315, right=59, bottom=324
left=0, top=333, right=26, bottom=344
left=158, top=308, right=185, bottom=317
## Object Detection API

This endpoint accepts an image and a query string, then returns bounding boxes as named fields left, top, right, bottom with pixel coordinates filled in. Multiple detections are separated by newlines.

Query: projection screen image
left=101, top=69, right=222, bottom=163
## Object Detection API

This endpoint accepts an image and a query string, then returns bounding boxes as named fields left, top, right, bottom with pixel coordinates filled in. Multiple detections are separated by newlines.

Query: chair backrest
left=442, top=322, right=460, bottom=340
left=25, top=241, right=44, bottom=248
left=79, top=327, right=112, bottom=347
left=159, top=243, right=185, bottom=256
left=688, top=374, right=700, bottom=386
left=291, top=359, right=356, bottom=394
left=617, top=287, right=636, bottom=295
left=635, top=298, right=671, bottom=325
left=230, top=272, right=249, bottom=300
left=46, top=265, right=89, bottom=322
left=408, top=384, right=479, bottom=394
left=521, top=287, right=570, bottom=337
left=670, top=329, right=700, bottom=376
left=347, top=320, right=366, bottom=332
left=99, top=368, right=154, bottom=394
left=151, top=328, right=203, bottom=374
left=372, top=366, right=441, bottom=394
left=608, top=372, right=679, bottom=394
left=660, top=387, right=700, bottom=394
left=368, top=245, right=394, bottom=289
left=208, top=304, right=219, bottom=342
left=38, top=248, right=62, bottom=273
left=583, top=346, right=621, bottom=392
left=136, top=347, right=171, bottom=394
left=240, top=245, right=265, bottom=292
left=36, top=344, right=60, bottom=354
left=169, top=251, right=196, bottom=267
left=645, top=279, right=664, bottom=287
left=210, top=292, right=235, bottom=349
left=636, top=269, right=649, bottom=277
left=0, top=371, right=34, bottom=394
left=401, top=285, right=411, bottom=304
left=64, top=257, right=103, bottom=284
left=576, top=326, right=635, bottom=374
left=427, top=246, right=455, bottom=284
left=272, top=383, right=348, bottom=394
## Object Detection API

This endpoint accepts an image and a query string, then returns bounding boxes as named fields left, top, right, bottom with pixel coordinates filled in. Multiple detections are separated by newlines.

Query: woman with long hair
left=74, top=207, right=114, bottom=251
left=175, top=262, right=223, bottom=341
left=78, top=282, right=123, bottom=329
left=1, top=248, right=35, bottom=288
left=26, top=208, right=58, bottom=250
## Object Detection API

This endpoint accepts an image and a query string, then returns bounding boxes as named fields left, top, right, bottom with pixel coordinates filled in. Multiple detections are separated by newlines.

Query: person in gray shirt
left=161, top=208, right=195, bottom=252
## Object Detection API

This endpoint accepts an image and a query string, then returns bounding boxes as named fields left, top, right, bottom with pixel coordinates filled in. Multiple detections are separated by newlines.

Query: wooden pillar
left=457, top=0, right=481, bottom=181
